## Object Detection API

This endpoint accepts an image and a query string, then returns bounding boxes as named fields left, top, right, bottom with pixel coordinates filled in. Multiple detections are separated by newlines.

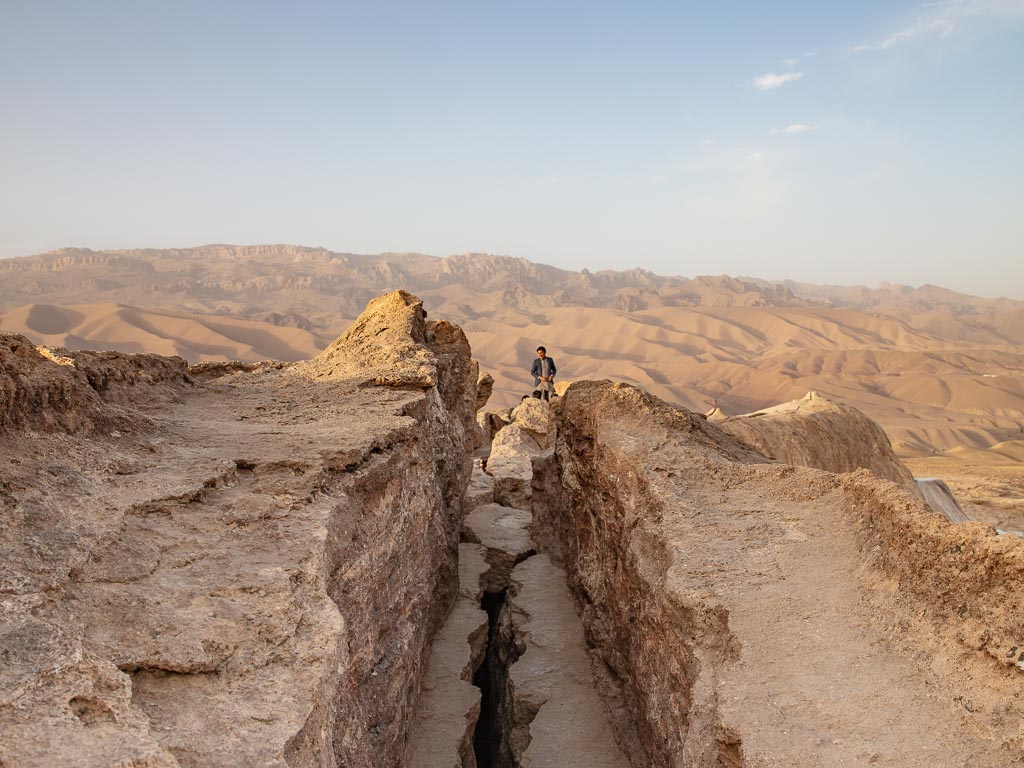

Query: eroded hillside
left=2, top=290, right=1023, bottom=768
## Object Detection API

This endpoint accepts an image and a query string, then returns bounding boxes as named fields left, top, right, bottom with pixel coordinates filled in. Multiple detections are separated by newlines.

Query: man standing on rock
left=531, top=346, right=557, bottom=401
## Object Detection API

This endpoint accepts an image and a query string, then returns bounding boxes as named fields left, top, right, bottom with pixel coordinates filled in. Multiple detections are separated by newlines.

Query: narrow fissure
left=471, top=587, right=522, bottom=768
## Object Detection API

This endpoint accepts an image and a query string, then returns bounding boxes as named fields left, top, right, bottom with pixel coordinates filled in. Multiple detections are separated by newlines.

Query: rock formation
left=410, top=395, right=628, bottom=767
left=0, top=291, right=479, bottom=768
left=3, top=294, right=1023, bottom=768
left=718, top=390, right=918, bottom=491
left=534, top=380, right=1024, bottom=767
left=483, top=398, right=553, bottom=509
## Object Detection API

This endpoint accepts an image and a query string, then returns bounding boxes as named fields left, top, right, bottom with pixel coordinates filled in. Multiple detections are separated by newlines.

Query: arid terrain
left=2, top=288, right=1022, bottom=767
left=3, top=244, right=1022, bottom=529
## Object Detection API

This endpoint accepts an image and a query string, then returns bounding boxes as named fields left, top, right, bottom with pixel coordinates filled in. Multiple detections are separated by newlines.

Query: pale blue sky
left=2, top=1, right=1022, bottom=296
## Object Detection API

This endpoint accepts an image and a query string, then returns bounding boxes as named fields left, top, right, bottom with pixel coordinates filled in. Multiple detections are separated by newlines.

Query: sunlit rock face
left=0, top=291, right=479, bottom=768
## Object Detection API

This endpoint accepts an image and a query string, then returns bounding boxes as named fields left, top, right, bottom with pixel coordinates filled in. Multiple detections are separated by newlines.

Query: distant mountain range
left=2, top=244, right=1023, bottom=455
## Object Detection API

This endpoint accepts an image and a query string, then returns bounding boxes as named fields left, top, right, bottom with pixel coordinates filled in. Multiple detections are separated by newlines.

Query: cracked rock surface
left=0, top=291, right=479, bottom=768
left=545, top=380, right=1024, bottom=768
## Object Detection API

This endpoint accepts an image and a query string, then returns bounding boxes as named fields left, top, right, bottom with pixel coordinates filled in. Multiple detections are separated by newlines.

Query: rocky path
left=408, top=396, right=628, bottom=768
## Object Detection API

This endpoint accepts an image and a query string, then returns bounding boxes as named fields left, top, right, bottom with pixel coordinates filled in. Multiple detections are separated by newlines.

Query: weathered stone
left=465, top=461, right=496, bottom=513
left=406, top=544, right=490, bottom=768
left=718, top=390, right=917, bottom=492
left=0, top=291, right=479, bottom=768
left=463, top=503, right=534, bottom=592
left=509, top=397, right=553, bottom=446
left=476, top=370, right=495, bottom=411
left=546, top=380, right=1024, bottom=767
left=487, top=424, right=542, bottom=509
left=314, top=289, right=437, bottom=387
left=1, top=333, right=104, bottom=433
left=509, top=555, right=628, bottom=768
left=476, top=408, right=511, bottom=448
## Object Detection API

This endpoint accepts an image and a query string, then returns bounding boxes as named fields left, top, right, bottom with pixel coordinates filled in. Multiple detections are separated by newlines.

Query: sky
left=1, top=1, right=1022, bottom=297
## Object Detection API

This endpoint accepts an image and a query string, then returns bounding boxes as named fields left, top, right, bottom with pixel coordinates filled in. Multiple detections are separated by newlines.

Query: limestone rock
left=405, top=543, right=489, bottom=768
left=55, top=347, right=193, bottom=405
left=718, top=390, right=917, bottom=492
left=465, top=461, right=496, bottom=512
left=0, top=291, right=478, bottom=768
left=1, top=334, right=195, bottom=437
left=0, top=640, right=179, bottom=768
left=1, top=333, right=104, bottom=433
left=485, top=400, right=556, bottom=509
left=509, top=554, right=628, bottom=768
left=705, top=406, right=728, bottom=422
left=545, top=379, right=1024, bottom=767
left=312, top=289, right=437, bottom=387
left=477, top=408, right=511, bottom=448
left=487, top=424, right=543, bottom=509
left=463, top=503, right=534, bottom=591
left=476, top=370, right=495, bottom=411
left=509, top=397, right=553, bottom=447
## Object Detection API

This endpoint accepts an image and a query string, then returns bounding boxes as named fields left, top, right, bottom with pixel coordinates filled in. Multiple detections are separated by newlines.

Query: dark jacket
left=531, top=356, right=556, bottom=386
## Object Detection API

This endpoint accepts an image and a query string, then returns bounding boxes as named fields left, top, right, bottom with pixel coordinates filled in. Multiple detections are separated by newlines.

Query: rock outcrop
left=718, top=391, right=917, bottom=491
left=485, top=398, right=554, bottom=509
left=537, top=380, right=1024, bottom=767
left=5, top=293, right=1023, bottom=768
left=0, top=291, right=480, bottom=768
left=1, top=333, right=193, bottom=435
left=475, top=371, right=494, bottom=412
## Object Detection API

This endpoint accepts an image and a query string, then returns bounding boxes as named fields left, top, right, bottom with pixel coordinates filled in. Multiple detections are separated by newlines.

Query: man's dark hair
left=536, top=346, right=546, bottom=353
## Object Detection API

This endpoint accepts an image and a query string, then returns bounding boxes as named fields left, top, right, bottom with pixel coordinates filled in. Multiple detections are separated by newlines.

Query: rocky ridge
left=717, top=390, right=918, bottom=492
left=533, top=381, right=1024, bottom=766
left=0, top=291, right=481, bottom=767
left=2, top=291, right=1023, bottom=768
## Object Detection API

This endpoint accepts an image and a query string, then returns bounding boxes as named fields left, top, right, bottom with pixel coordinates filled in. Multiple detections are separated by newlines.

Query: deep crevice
left=472, top=587, right=522, bottom=768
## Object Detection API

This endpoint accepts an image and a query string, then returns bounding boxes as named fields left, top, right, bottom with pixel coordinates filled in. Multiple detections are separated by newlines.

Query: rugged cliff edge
left=5, top=297, right=1023, bottom=768
left=0, top=291, right=480, bottom=767
left=535, top=381, right=1024, bottom=767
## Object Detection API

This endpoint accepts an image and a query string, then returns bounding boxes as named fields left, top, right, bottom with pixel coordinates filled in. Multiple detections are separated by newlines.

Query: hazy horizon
left=5, top=242, right=1023, bottom=301
left=2, top=1, right=1022, bottom=298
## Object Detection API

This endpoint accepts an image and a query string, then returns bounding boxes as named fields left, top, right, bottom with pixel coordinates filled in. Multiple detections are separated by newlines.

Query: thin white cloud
left=754, top=72, right=804, bottom=91
left=850, top=18, right=956, bottom=51
left=770, top=123, right=820, bottom=135
left=729, top=147, right=770, bottom=161
left=651, top=175, right=670, bottom=184
left=782, top=51, right=817, bottom=67
left=851, top=0, right=1024, bottom=52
